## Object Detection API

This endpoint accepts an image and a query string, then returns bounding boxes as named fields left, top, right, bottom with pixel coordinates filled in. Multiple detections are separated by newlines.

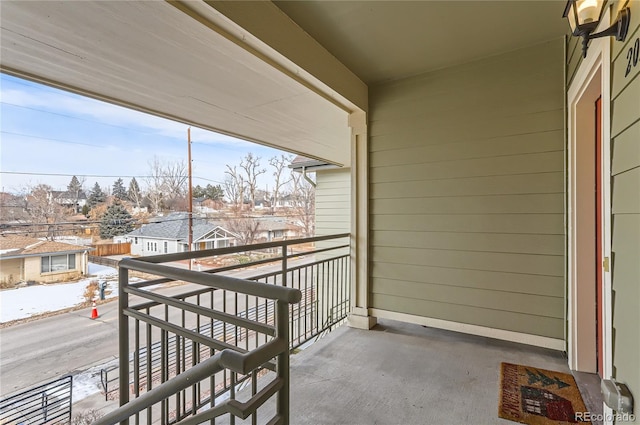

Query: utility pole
left=187, top=127, right=193, bottom=270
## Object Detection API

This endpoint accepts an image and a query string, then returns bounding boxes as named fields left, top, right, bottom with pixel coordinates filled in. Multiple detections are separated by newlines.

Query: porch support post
left=347, top=111, right=377, bottom=330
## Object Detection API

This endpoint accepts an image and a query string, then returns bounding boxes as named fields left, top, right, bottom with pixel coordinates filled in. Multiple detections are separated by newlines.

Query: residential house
left=2, top=0, right=638, bottom=421
left=51, top=190, right=87, bottom=212
left=193, top=197, right=224, bottom=214
left=119, top=213, right=237, bottom=256
left=0, top=192, right=29, bottom=223
left=253, top=216, right=300, bottom=243
left=0, top=235, right=91, bottom=285
left=272, top=194, right=295, bottom=210
left=290, top=156, right=350, bottom=258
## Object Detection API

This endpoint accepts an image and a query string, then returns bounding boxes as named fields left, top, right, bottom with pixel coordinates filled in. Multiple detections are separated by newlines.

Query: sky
left=0, top=73, right=287, bottom=195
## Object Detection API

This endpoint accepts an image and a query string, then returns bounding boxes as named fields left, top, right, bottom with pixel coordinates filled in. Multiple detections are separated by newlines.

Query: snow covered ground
left=0, top=263, right=119, bottom=323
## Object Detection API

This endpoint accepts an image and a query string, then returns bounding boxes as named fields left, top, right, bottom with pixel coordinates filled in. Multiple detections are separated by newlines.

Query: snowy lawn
left=0, top=263, right=120, bottom=323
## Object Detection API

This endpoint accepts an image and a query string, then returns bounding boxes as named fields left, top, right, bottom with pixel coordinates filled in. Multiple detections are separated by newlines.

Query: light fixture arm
left=579, top=7, right=631, bottom=57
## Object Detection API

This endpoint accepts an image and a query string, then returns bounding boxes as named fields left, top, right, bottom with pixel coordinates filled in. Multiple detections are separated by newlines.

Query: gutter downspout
left=302, top=166, right=316, bottom=188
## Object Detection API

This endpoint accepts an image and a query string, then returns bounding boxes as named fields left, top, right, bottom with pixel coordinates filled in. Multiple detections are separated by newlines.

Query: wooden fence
left=88, top=256, right=120, bottom=268
left=90, top=242, right=131, bottom=256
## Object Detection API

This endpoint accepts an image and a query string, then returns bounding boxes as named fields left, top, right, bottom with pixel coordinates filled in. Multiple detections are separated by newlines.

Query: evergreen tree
left=112, top=178, right=127, bottom=200
left=67, top=175, right=82, bottom=193
left=204, top=184, right=224, bottom=200
left=193, top=184, right=224, bottom=200
left=67, top=175, right=84, bottom=213
left=128, top=178, right=143, bottom=207
left=87, top=182, right=106, bottom=208
left=193, top=184, right=205, bottom=198
left=99, top=202, right=134, bottom=239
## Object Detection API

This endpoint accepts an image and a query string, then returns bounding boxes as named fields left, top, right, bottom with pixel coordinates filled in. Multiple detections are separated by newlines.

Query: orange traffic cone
left=91, top=300, right=99, bottom=319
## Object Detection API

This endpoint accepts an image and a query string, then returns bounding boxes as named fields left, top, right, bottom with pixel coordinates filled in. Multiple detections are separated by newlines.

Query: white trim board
left=369, top=308, right=565, bottom=351
left=566, top=7, right=613, bottom=379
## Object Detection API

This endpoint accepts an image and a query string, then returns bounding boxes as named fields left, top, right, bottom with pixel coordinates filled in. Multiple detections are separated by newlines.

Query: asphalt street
left=0, top=258, right=308, bottom=396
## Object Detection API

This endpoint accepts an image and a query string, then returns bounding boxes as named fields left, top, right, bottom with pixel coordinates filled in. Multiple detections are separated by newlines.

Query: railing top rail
left=119, top=259, right=302, bottom=304
left=135, top=233, right=350, bottom=264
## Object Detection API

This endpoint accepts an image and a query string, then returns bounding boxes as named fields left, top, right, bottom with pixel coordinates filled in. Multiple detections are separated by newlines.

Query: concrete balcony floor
left=225, top=319, right=602, bottom=424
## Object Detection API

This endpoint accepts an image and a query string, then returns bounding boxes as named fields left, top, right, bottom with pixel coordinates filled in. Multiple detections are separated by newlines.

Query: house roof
left=0, top=235, right=90, bottom=258
left=127, top=213, right=228, bottom=242
left=289, top=155, right=340, bottom=172
left=254, top=217, right=297, bottom=232
left=51, top=190, right=87, bottom=200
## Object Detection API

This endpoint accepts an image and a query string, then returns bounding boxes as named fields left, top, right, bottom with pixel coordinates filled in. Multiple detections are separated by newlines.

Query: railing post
left=41, top=392, right=47, bottom=423
left=276, top=299, right=290, bottom=425
left=281, top=244, right=288, bottom=288
left=118, top=265, right=130, bottom=425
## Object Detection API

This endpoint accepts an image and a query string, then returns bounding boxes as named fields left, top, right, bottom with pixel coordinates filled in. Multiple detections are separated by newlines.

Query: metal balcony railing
left=98, top=234, right=350, bottom=425
left=0, top=376, right=72, bottom=425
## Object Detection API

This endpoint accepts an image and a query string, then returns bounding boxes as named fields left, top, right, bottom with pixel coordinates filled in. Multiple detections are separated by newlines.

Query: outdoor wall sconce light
left=563, top=0, right=631, bottom=58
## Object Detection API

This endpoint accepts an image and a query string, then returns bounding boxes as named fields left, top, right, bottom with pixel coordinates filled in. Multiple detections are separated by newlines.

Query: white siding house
left=120, top=213, right=237, bottom=256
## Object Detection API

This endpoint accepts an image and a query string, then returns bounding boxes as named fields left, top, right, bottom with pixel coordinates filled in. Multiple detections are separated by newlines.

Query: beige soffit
left=0, top=0, right=352, bottom=166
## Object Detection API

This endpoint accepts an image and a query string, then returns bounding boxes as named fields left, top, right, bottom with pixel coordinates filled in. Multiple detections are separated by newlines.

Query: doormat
left=499, top=362, right=592, bottom=424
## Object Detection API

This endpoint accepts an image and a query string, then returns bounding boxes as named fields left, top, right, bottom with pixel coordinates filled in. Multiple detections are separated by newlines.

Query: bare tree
left=224, top=165, right=244, bottom=210
left=146, top=157, right=166, bottom=213
left=224, top=215, right=261, bottom=246
left=269, top=154, right=292, bottom=213
left=127, top=178, right=143, bottom=208
left=288, top=172, right=315, bottom=237
left=24, top=184, right=66, bottom=240
left=162, top=159, right=188, bottom=210
left=240, top=153, right=266, bottom=210
left=145, top=156, right=189, bottom=213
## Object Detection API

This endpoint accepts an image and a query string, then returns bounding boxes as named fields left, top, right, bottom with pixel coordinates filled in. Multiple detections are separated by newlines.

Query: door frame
left=566, top=8, right=612, bottom=379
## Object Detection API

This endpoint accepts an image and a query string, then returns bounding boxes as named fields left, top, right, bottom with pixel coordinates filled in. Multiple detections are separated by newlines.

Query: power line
left=0, top=170, right=227, bottom=187
left=0, top=171, right=187, bottom=179
left=1, top=101, right=159, bottom=135
left=1, top=101, right=245, bottom=149
left=0, top=131, right=105, bottom=148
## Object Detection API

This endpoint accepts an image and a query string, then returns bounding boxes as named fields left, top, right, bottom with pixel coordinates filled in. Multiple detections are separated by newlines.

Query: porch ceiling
left=274, top=0, right=568, bottom=84
left=0, top=1, right=351, bottom=166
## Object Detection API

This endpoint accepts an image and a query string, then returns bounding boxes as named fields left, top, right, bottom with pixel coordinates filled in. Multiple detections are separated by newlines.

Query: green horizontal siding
left=566, top=34, right=582, bottom=88
left=611, top=1, right=640, bottom=404
left=372, top=194, right=565, bottom=215
left=611, top=75, right=640, bottom=137
left=371, top=293, right=564, bottom=339
left=611, top=120, right=640, bottom=175
left=315, top=168, right=350, bottom=257
left=368, top=39, right=565, bottom=340
left=370, top=130, right=563, bottom=168
left=372, top=231, right=564, bottom=256
left=371, top=262, right=564, bottom=298
left=371, top=213, right=564, bottom=235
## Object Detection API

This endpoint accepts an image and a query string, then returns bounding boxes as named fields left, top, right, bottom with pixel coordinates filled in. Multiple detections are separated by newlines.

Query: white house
left=254, top=217, right=300, bottom=243
left=119, top=213, right=237, bottom=256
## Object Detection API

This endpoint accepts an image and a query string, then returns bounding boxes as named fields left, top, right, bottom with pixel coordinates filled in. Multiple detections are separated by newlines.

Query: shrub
left=83, top=280, right=99, bottom=303
left=71, top=409, right=103, bottom=425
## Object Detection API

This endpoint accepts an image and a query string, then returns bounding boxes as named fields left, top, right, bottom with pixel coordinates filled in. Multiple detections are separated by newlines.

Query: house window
left=41, top=253, right=76, bottom=273
left=164, top=241, right=168, bottom=253
left=134, top=237, right=138, bottom=244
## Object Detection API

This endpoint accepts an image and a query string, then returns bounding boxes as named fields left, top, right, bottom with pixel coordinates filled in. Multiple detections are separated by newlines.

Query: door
left=595, top=96, right=604, bottom=378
